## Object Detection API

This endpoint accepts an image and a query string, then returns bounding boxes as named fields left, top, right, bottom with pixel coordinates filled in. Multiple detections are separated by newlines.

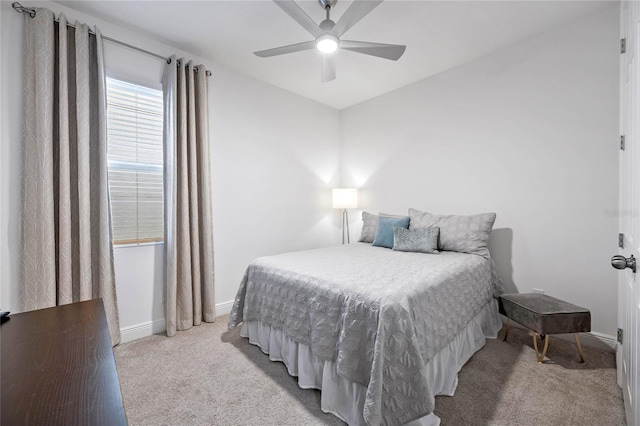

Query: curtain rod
left=11, top=2, right=212, bottom=77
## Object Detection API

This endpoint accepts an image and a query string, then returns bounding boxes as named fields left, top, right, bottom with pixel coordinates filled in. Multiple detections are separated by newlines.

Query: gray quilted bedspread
left=228, top=243, right=501, bottom=426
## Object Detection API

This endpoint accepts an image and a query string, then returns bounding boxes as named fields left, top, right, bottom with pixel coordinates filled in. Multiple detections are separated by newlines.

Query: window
left=106, top=77, right=164, bottom=245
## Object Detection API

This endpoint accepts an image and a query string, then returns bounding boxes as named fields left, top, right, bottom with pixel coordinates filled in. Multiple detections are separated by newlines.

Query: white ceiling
left=56, top=0, right=611, bottom=109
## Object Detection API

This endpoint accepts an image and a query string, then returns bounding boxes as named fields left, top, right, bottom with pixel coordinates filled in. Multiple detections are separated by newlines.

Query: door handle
left=611, top=254, right=636, bottom=273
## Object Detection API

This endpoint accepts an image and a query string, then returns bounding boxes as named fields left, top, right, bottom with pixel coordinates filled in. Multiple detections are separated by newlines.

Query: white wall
left=0, top=1, right=341, bottom=339
left=210, top=64, right=341, bottom=304
left=1, top=1, right=620, bottom=341
left=340, top=6, right=620, bottom=336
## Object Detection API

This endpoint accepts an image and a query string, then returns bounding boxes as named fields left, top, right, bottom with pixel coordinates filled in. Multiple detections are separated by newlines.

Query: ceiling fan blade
left=254, top=41, right=316, bottom=58
left=274, top=0, right=323, bottom=38
left=332, top=0, right=383, bottom=37
left=340, top=40, right=406, bottom=61
left=321, top=55, right=336, bottom=82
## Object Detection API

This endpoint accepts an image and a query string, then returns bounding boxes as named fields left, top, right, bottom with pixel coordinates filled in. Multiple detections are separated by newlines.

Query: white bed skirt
left=240, top=298, right=503, bottom=426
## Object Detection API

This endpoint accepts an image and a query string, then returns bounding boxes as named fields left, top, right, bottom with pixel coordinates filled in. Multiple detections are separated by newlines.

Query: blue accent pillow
left=372, top=216, right=410, bottom=248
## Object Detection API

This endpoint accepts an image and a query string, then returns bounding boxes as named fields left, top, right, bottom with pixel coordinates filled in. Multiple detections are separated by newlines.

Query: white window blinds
left=106, top=77, right=164, bottom=245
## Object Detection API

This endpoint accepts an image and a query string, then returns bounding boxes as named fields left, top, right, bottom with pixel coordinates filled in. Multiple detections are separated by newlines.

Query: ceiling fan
left=255, top=0, right=406, bottom=82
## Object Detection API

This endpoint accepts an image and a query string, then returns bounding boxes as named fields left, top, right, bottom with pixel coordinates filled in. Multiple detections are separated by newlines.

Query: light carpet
left=114, top=315, right=625, bottom=425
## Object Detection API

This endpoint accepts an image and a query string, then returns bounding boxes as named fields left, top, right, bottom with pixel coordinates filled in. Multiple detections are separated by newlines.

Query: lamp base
left=341, top=209, right=350, bottom=244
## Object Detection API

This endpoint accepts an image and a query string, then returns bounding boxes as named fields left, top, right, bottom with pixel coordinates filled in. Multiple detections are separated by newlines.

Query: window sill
left=113, top=241, right=164, bottom=249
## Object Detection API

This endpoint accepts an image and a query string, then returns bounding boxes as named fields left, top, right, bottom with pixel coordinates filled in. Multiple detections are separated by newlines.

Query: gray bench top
left=499, top=293, right=591, bottom=335
left=500, top=293, right=589, bottom=315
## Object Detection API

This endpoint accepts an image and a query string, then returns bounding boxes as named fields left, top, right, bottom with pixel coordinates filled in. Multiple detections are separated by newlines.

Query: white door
left=617, top=2, right=640, bottom=426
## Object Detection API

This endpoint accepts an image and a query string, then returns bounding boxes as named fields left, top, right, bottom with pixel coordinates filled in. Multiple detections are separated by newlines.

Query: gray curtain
left=21, top=9, right=121, bottom=345
left=163, top=56, right=215, bottom=337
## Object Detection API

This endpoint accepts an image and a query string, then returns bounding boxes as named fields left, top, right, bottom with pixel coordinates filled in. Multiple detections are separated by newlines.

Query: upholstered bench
left=498, top=293, right=591, bottom=363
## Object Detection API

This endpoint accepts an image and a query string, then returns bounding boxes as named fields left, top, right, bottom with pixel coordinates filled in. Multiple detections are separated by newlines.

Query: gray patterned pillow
left=393, top=226, right=440, bottom=254
left=359, top=211, right=378, bottom=243
left=359, top=212, right=405, bottom=243
left=408, top=208, right=496, bottom=258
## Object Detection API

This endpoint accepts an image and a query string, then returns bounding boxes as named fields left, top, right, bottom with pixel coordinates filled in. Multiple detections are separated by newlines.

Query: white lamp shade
left=332, top=188, right=358, bottom=209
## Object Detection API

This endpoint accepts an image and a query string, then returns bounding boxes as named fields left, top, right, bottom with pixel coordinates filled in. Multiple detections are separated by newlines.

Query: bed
left=228, top=209, right=503, bottom=426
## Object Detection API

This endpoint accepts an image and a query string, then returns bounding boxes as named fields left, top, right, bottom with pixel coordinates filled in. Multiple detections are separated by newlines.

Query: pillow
left=359, top=211, right=405, bottom=243
left=393, top=226, right=440, bottom=254
left=408, top=208, right=496, bottom=258
left=359, top=211, right=379, bottom=243
left=372, top=216, right=410, bottom=249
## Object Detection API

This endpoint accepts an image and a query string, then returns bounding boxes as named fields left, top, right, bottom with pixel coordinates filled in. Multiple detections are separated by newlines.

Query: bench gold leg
left=532, top=333, right=549, bottom=363
left=503, top=319, right=511, bottom=342
left=574, top=333, right=586, bottom=363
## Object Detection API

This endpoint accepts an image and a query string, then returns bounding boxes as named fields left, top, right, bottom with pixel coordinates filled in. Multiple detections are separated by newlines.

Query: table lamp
left=332, top=188, right=358, bottom=244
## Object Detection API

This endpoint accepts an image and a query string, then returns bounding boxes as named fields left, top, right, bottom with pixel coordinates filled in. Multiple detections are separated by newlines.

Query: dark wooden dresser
left=1, top=299, right=127, bottom=425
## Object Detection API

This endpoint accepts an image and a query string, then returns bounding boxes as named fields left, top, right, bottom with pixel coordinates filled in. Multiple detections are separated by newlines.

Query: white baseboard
left=215, top=299, right=234, bottom=316
left=501, top=317, right=617, bottom=352
left=562, top=331, right=617, bottom=353
left=119, top=299, right=235, bottom=344
left=120, top=318, right=166, bottom=344
left=121, top=302, right=617, bottom=351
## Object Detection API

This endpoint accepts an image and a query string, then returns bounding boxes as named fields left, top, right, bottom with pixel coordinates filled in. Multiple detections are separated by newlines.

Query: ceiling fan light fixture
left=255, top=0, right=405, bottom=82
left=316, top=34, right=339, bottom=54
